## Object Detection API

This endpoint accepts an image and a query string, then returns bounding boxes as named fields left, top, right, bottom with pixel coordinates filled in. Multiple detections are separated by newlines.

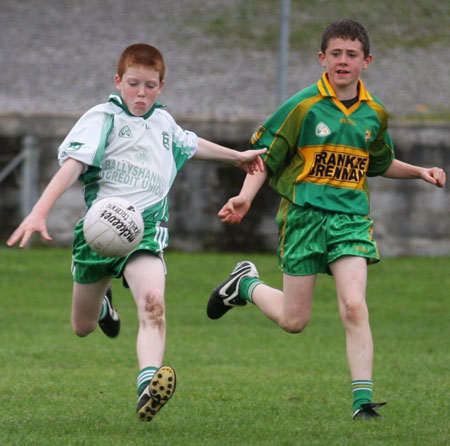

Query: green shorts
left=71, top=218, right=168, bottom=284
left=276, top=199, right=380, bottom=276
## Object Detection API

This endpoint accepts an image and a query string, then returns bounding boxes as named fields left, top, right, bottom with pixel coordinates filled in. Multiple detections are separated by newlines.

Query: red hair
left=116, top=43, right=165, bottom=81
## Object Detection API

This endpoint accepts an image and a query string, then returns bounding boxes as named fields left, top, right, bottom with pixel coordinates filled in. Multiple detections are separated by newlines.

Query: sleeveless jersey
left=251, top=73, right=395, bottom=215
left=58, top=93, right=198, bottom=222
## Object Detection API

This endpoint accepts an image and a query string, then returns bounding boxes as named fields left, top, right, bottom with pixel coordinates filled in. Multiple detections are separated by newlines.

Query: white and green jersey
left=58, top=93, right=198, bottom=222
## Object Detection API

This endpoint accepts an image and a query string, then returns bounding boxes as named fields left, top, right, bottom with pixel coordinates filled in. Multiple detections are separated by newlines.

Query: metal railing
left=0, top=134, right=39, bottom=221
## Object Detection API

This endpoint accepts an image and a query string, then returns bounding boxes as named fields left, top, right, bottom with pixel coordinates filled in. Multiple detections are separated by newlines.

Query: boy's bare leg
left=252, top=274, right=316, bottom=333
left=124, top=252, right=167, bottom=368
left=72, top=279, right=111, bottom=337
left=124, top=252, right=176, bottom=422
left=329, top=255, right=386, bottom=419
left=329, top=256, right=373, bottom=380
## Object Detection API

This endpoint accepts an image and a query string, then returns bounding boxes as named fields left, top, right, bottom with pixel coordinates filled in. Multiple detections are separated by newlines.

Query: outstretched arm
left=218, top=164, right=269, bottom=225
left=7, top=158, right=85, bottom=248
left=382, top=159, right=446, bottom=187
left=193, top=137, right=266, bottom=174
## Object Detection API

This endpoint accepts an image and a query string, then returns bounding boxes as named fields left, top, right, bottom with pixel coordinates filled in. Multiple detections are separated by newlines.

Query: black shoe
left=207, top=261, right=259, bottom=320
left=98, top=287, right=120, bottom=338
left=137, top=366, right=176, bottom=422
left=353, top=402, right=386, bottom=420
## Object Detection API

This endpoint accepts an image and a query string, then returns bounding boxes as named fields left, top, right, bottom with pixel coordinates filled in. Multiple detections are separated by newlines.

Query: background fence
left=0, top=114, right=448, bottom=256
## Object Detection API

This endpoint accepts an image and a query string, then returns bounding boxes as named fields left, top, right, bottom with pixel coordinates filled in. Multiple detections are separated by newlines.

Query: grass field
left=0, top=248, right=449, bottom=445
left=197, top=0, right=450, bottom=53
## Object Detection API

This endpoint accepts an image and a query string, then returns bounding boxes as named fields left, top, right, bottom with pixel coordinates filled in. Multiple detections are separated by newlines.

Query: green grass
left=190, top=0, right=450, bottom=54
left=0, top=248, right=449, bottom=445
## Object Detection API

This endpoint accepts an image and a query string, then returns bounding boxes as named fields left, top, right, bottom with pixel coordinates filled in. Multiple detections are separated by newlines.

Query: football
left=83, top=197, right=144, bottom=257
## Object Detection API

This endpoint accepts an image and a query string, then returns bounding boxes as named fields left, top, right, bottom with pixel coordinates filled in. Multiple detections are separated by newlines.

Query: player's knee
left=280, top=315, right=309, bottom=334
left=72, top=319, right=96, bottom=337
left=341, top=299, right=368, bottom=325
left=140, top=291, right=165, bottom=329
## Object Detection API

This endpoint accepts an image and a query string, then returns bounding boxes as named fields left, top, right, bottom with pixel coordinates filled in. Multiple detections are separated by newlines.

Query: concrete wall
left=0, top=114, right=449, bottom=257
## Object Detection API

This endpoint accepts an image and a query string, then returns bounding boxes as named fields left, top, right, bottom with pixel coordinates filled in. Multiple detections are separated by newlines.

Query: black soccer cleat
left=137, top=365, right=176, bottom=422
left=207, top=261, right=259, bottom=320
left=98, top=287, right=120, bottom=338
left=353, top=402, right=386, bottom=420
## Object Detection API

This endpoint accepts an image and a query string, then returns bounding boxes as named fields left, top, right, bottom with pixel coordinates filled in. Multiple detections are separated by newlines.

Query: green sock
left=352, top=380, right=373, bottom=413
left=239, top=277, right=263, bottom=303
left=137, top=366, right=158, bottom=395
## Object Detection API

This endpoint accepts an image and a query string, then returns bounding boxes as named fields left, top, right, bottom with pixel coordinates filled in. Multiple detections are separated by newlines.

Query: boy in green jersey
left=207, top=19, right=446, bottom=419
left=7, top=43, right=266, bottom=422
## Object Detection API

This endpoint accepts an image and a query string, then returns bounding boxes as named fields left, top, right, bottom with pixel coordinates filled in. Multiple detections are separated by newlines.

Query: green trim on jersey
left=108, top=93, right=165, bottom=119
left=142, top=197, right=169, bottom=221
left=79, top=112, right=114, bottom=208
left=251, top=73, right=395, bottom=215
left=93, top=112, right=114, bottom=167
left=81, top=167, right=102, bottom=209
left=172, top=135, right=195, bottom=170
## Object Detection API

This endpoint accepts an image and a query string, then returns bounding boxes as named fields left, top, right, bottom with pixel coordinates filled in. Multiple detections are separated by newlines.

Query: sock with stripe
left=239, top=277, right=263, bottom=303
left=137, top=366, right=158, bottom=395
left=352, top=379, right=373, bottom=413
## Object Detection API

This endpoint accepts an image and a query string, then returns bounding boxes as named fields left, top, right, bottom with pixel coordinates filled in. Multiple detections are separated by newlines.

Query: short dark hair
left=321, top=19, right=370, bottom=58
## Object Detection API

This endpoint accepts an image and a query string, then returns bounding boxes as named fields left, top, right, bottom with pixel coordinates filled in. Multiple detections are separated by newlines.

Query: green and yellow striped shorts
left=276, top=199, right=380, bottom=276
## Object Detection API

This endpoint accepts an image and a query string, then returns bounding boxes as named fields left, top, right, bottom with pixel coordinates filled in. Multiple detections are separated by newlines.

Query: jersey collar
left=317, top=72, right=373, bottom=115
left=108, top=93, right=165, bottom=119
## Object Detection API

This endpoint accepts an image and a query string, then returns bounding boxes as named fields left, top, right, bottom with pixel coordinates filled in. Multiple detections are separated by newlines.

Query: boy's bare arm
left=382, top=159, right=446, bottom=188
left=7, top=158, right=85, bottom=248
left=193, top=138, right=266, bottom=174
left=218, top=165, right=269, bottom=225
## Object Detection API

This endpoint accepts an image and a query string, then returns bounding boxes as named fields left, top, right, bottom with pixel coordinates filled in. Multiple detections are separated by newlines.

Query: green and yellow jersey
left=251, top=72, right=395, bottom=215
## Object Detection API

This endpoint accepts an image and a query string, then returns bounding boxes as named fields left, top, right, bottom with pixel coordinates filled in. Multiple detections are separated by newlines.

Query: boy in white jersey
left=7, top=43, right=266, bottom=422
